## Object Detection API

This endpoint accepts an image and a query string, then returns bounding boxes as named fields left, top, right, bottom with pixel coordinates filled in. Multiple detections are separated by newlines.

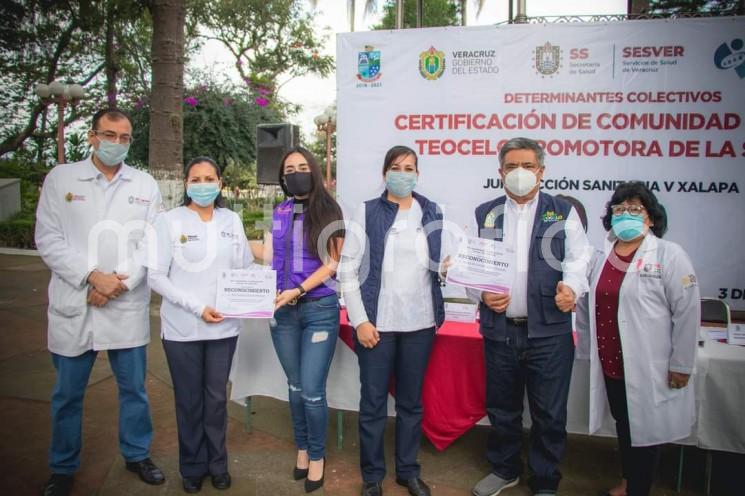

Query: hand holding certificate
left=446, top=236, right=515, bottom=294
left=215, top=269, right=276, bottom=318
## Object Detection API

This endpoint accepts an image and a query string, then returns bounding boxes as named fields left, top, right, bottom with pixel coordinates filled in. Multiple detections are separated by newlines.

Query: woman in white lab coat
left=148, top=156, right=253, bottom=493
left=576, top=181, right=699, bottom=496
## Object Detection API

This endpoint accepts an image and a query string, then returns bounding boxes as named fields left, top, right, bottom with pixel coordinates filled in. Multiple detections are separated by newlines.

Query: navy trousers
left=484, top=322, right=574, bottom=492
left=163, top=336, right=237, bottom=478
left=356, top=327, right=436, bottom=483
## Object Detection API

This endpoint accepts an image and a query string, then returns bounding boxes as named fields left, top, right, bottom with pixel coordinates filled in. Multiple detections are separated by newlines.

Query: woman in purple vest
left=252, top=147, right=344, bottom=493
left=338, top=146, right=445, bottom=496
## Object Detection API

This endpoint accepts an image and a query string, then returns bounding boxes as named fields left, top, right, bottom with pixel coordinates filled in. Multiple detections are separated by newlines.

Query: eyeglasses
left=503, top=162, right=540, bottom=172
left=92, top=130, right=132, bottom=144
left=611, top=204, right=646, bottom=216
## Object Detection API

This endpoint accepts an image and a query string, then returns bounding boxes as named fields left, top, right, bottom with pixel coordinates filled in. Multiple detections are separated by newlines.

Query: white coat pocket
left=650, top=359, right=684, bottom=405
left=48, top=274, right=87, bottom=318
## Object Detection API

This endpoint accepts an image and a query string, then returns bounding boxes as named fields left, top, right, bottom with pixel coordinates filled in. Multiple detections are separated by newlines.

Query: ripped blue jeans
left=269, top=294, right=340, bottom=460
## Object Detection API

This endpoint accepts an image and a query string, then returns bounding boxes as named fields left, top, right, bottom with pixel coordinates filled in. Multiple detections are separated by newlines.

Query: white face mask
left=504, top=167, right=538, bottom=197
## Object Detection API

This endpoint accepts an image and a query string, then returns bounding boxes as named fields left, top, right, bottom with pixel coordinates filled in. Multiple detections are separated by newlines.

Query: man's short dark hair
left=91, top=108, right=133, bottom=130
left=498, top=137, right=545, bottom=168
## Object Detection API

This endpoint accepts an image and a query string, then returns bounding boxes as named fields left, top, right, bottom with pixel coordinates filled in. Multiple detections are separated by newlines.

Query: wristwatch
left=295, top=284, right=307, bottom=298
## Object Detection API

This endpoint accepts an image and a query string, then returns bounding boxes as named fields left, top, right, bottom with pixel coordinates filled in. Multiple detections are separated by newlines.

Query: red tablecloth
left=421, top=321, right=486, bottom=450
left=339, top=310, right=486, bottom=451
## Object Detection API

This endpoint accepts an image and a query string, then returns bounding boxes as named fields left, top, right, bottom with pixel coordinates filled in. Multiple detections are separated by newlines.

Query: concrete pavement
left=0, top=253, right=718, bottom=495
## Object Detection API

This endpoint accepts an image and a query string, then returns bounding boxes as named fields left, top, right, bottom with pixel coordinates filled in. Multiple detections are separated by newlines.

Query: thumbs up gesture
left=555, top=281, right=576, bottom=313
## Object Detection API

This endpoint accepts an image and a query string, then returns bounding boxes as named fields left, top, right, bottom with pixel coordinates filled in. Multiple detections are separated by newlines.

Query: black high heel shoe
left=293, top=466, right=309, bottom=480
left=304, top=457, right=325, bottom=493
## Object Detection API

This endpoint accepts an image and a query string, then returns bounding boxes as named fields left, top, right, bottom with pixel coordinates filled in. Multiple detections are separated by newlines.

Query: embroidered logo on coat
left=681, top=274, right=697, bottom=289
left=542, top=210, right=564, bottom=222
left=65, top=192, right=86, bottom=202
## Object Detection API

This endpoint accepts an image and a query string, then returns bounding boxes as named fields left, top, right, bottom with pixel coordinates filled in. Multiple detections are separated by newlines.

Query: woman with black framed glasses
left=576, top=181, right=700, bottom=496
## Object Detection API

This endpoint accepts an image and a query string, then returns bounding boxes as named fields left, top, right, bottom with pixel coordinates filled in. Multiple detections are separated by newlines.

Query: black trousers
left=163, top=336, right=238, bottom=478
left=604, top=376, right=659, bottom=496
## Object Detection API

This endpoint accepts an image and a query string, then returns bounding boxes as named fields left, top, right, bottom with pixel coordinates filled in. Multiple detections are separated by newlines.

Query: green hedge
left=242, top=207, right=270, bottom=240
left=0, top=179, right=276, bottom=248
left=0, top=217, right=35, bottom=249
left=0, top=159, right=46, bottom=249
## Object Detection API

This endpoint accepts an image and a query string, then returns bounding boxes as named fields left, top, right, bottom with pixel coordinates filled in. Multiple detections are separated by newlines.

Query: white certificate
left=215, top=269, right=276, bottom=319
left=728, top=323, right=745, bottom=346
left=701, top=326, right=728, bottom=341
left=445, top=302, right=477, bottom=323
left=446, top=236, right=515, bottom=294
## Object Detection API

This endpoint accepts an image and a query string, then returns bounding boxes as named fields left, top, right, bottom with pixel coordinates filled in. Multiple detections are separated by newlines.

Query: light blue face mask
left=386, top=171, right=417, bottom=198
left=187, top=182, right=220, bottom=207
left=611, top=213, right=646, bottom=241
left=95, top=140, right=130, bottom=167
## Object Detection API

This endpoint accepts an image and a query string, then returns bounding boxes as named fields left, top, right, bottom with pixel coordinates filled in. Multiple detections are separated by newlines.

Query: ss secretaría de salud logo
left=533, top=42, right=562, bottom=77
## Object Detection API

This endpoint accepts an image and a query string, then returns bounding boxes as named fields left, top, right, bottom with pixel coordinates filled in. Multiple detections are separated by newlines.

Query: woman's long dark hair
left=278, top=147, right=344, bottom=260
left=183, top=156, right=225, bottom=208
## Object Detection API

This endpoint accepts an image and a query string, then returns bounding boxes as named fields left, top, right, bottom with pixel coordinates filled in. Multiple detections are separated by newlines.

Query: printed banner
left=336, top=18, right=745, bottom=310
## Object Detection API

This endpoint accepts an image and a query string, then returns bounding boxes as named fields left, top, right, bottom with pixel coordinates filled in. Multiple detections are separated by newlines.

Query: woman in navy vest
left=339, top=146, right=445, bottom=496
left=251, top=147, right=344, bottom=493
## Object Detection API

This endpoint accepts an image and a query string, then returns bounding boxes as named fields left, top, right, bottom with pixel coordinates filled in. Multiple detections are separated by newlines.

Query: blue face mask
left=95, top=140, right=130, bottom=167
left=386, top=171, right=417, bottom=198
left=187, top=182, right=220, bottom=207
left=611, top=213, right=646, bottom=241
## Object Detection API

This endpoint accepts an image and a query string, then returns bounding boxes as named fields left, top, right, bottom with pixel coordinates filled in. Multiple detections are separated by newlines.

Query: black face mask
left=284, top=172, right=313, bottom=197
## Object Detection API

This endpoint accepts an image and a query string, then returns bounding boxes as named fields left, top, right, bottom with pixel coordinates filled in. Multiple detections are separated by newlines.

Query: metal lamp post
left=314, top=106, right=337, bottom=189
left=34, top=81, right=85, bottom=164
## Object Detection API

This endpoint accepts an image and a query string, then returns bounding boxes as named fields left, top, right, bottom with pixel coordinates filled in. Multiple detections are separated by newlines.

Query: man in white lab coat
left=35, top=108, right=165, bottom=496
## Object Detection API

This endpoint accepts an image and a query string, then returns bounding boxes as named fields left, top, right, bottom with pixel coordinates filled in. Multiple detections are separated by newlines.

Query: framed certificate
left=215, top=269, right=276, bottom=318
left=446, top=236, right=515, bottom=294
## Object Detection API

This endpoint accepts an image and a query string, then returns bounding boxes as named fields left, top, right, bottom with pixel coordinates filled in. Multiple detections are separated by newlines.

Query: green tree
left=222, top=162, right=257, bottom=191
left=633, top=0, right=744, bottom=14
left=373, top=0, right=460, bottom=29
left=127, top=75, right=282, bottom=171
left=0, top=0, right=167, bottom=159
left=0, top=1, right=107, bottom=158
left=198, top=0, right=334, bottom=106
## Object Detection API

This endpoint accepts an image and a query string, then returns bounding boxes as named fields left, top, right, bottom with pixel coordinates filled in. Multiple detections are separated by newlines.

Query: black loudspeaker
left=256, top=123, right=300, bottom=185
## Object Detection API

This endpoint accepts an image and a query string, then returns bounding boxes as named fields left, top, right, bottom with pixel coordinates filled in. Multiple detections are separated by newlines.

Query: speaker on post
left=256, top=123, right=300, bottom=184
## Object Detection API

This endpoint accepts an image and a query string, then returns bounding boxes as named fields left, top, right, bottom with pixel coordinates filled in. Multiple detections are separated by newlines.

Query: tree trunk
left=105, top=0, right=118, bottom=108
left=628, top=0, right=650, bottom=16
left=149, top=0, right=186, bottom=209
